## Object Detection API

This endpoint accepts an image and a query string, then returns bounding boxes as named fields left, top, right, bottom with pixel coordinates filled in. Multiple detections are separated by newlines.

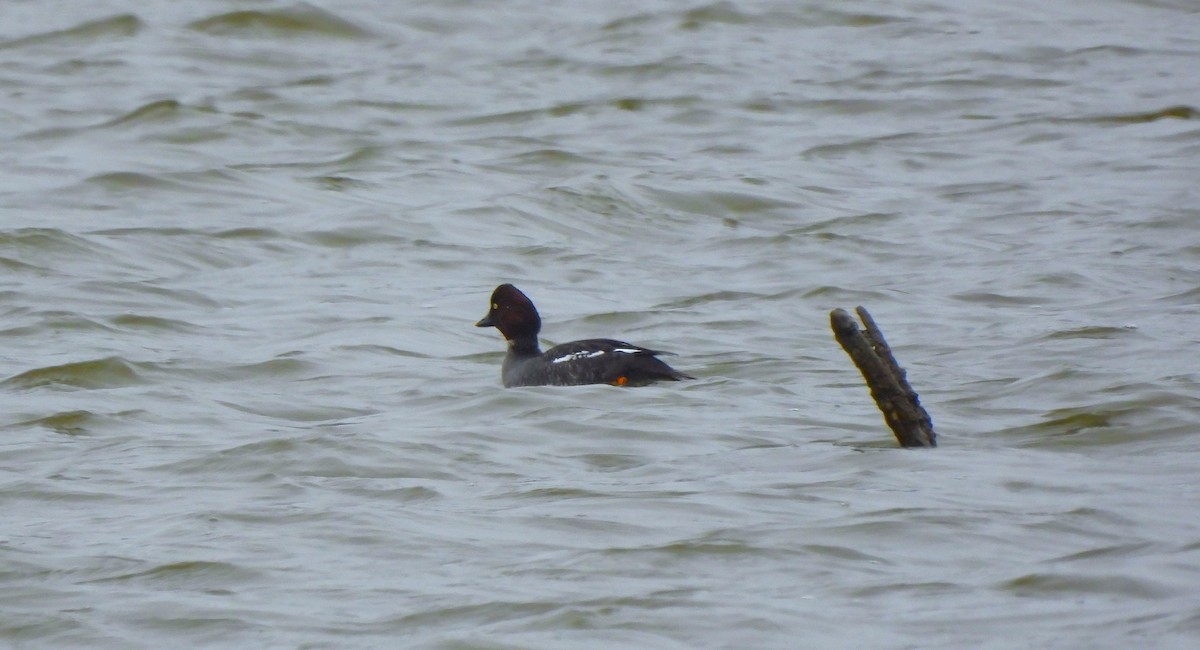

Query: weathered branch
left=831, top=307, right=936, bottom=448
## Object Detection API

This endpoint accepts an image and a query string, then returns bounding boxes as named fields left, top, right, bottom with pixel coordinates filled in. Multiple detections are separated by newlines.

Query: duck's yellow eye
left=492, top=303, right=498, bottom=310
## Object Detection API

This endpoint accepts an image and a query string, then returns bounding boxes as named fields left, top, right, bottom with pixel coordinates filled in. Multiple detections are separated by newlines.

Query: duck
left=476, top=284, right=693, bottom=387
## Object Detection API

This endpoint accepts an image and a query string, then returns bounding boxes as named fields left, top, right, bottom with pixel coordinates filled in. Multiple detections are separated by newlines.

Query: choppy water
left=3, top=1, right=1199, bottom=648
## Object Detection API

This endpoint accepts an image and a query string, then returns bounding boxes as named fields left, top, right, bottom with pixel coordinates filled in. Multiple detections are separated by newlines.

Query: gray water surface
left=3, top=1, right=1199, bottom=648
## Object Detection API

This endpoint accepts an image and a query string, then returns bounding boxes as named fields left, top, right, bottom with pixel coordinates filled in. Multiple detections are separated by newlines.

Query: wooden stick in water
left=831, top=307, right=936, bottom=448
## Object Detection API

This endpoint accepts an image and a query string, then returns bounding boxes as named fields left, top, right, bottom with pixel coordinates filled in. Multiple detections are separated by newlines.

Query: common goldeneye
left=476, top=284, right=693, bottom=387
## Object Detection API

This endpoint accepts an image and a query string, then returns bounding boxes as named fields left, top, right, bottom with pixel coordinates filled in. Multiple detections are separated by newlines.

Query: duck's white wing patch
left=613, top=348, right=642, bottom=354
left=551, top=350, right=606, bottom=364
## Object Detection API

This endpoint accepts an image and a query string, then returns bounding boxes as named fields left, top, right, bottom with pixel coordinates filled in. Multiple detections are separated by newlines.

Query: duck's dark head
left=476, top=283, right=542, bottom=342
